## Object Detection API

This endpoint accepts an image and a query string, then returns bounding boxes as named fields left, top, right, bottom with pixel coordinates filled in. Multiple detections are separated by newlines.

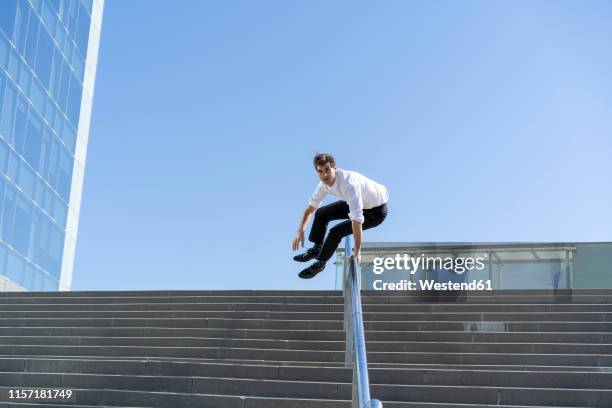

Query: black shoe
left=293, top=245, right=321, bottom=262
left=298, top=261, right=326, bottom=279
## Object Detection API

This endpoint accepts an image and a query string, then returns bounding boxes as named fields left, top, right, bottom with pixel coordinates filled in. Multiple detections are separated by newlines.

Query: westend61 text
left=373, top=279, right=493, bottom=291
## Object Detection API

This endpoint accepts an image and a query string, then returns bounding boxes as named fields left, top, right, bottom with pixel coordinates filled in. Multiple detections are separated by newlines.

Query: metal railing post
left=352, top=355, right=358, bottom=407
left=344, top=239, right=353, bottom=367
left=343, top=236, right=383, bottom=408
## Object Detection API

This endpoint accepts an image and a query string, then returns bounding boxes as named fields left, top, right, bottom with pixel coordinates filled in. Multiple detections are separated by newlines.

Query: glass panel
left=57, top=59, right=69, bottom=110
left=24, top=10, right=40, bottom=66
left=43, top=270, right=58, bottom=290
left=0, top=79, right=17, bottom=140
left=73, top=49, right=84, bottom=81
left=13, top=96, right=27, bottom=152
left=54, top=21, right=65, bottom=51
left=24, top=106, right=43, bottom=169
left=63, top=119, right=75, bottom=153
left=43, top=94, right=55, bottom=124
left=34, top=176, right=44, bottom=205
left=484, top=247, right=571, bottom=289
left=0, top=178, right=5, bottom=222
left=12, top=193, right=32, bottom=254
left=18, top=160, right=35, bottom=197
left=59, top=0, right=68, bottom=20
left=38, top=126, right=50, bottom=175
left=30, top=76, right=45, bottom=114
left=49, top=49, right=61, bottom=96
left=30, top=0, right=42, bottom=13
left=48, top=222, right=62, bottom=278
left=56, top=144, right=71, bottom=200
left=0, top=243, right=7, bottom=277
left=1, top=184, right=16, bottom=243
left=31, top=264, right=43, bottom=290
left=53, top=103, right=63, bottom=134
left=63, top=30, right=72, bottom=62
left=0, top=138, right=9, bottom=172
left=48, top=0, right=60, bottom=14
left=17, top=62, right=32, bottom=95
left=0, top=1, right=18, bottom=40
left=40, top=0, right=57, bottom=36
left=7, top=150, right=19, bottom=181
left=70, top=43, right=82, bottom=75
left=22, top=260, right=34, bottom=288
left=66, top=0, right=78, bottom=36
left=8, top=48, right=20, bottom=80
left=0, top=33, right=10, bottom=69
left=52, top=193, right=66, bottom=225
left=6, top=250, right=25, bottom=287
left=66, top=71, right=81, bottom=126
left=75, top=1, right=89, bottom=57
left=34, top=26, right=53, bottom=86
left=14, top=0, right=30, bottom=54
left=43, top=182, right=53, bottom=214
left=82, top=0, right=92, bottom=15
left=31, top=209, right=46, bottom=268
left=47, top=136, right=59, bottom=186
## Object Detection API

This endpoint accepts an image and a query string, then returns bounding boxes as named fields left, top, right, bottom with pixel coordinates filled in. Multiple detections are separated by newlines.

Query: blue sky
left=72, top=0, right=612, bottom=291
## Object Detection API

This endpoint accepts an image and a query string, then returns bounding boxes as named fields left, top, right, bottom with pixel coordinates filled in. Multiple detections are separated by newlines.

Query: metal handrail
left=343, top=237, right=383, bottom=408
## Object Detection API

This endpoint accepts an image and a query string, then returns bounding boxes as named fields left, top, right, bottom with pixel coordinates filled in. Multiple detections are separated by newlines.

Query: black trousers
left=309, top=200, right=388, bottom=262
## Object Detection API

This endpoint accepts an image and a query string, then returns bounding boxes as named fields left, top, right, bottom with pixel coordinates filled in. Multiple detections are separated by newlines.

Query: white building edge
left=59, top=0, right=104, bottom=291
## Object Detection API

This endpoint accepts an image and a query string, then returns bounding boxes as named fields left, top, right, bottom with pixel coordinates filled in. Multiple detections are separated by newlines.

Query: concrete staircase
left=0, top=289, right=611, bottom=407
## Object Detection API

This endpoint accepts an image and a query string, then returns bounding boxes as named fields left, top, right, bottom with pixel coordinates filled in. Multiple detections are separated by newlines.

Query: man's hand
left=294, top=205, right=316, bottom=251
left=354, top=249, right=361, bottom=264
left=292, top=231, right=305, bottom=251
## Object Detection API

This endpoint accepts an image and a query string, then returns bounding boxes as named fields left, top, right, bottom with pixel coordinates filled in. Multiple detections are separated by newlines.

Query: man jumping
left=292, top=153, right=389, bottom=279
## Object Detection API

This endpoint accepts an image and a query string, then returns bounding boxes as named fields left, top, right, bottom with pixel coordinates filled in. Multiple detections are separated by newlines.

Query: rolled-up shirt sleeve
left=308, top=182, right=327, bottom=208
left=346, top=184, right=364, bottom=224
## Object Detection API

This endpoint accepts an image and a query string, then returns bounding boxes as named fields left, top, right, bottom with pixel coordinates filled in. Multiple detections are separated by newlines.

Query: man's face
left=316, top=163, right=336, bottom=186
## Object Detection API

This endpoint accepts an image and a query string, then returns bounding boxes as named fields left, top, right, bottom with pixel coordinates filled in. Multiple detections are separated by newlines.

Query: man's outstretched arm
left=293, top=205, right=316, bottom=250
left=352, top=220, right=362, bottom=262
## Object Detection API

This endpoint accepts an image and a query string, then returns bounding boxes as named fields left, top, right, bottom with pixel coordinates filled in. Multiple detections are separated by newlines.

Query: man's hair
left=313, top=153, right=336, bottom=169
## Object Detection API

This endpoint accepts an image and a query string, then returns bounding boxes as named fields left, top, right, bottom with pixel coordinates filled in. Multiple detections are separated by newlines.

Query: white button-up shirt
left=308, top=168, right=389, bottom=224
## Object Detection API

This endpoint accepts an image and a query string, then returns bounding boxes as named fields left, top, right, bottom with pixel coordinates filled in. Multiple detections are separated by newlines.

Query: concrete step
left=0, top=300, right=612, bottom=314
left=0, top=290, right=343, bottom=297
left=0, top=296, right=348, bottom=305
left=1, top=326, right=610, bottom=343
left=0, top=402, right=582, bottom=408
left=3, top=288, right=612, bottom=296
left=0, top=386, right=345, bottom=407
left=0, top=382, right=610, bottom=407
left=3, top=302, right=612, bottom=313
left=3, top=355, right=611, bottom=372
left=3, top=358, right=612, bottom=388
left=2, top=317, right=611, bottom=332
left=0, top=404, right=581, bottom=408
left=0, top=288, right=609, bottom=297
left=6, top=355, right=612, bottom=372
left=2, top=310, right=612, bottom=322
left=1, top=294, right=612, bottom=305
left=1, top=336, right=611, bottom=354
left=2, top=344, right=611, bottom=366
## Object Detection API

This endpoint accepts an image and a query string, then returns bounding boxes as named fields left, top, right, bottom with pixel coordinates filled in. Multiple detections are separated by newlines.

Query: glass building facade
left=0, top=0, right=103, bottom=291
